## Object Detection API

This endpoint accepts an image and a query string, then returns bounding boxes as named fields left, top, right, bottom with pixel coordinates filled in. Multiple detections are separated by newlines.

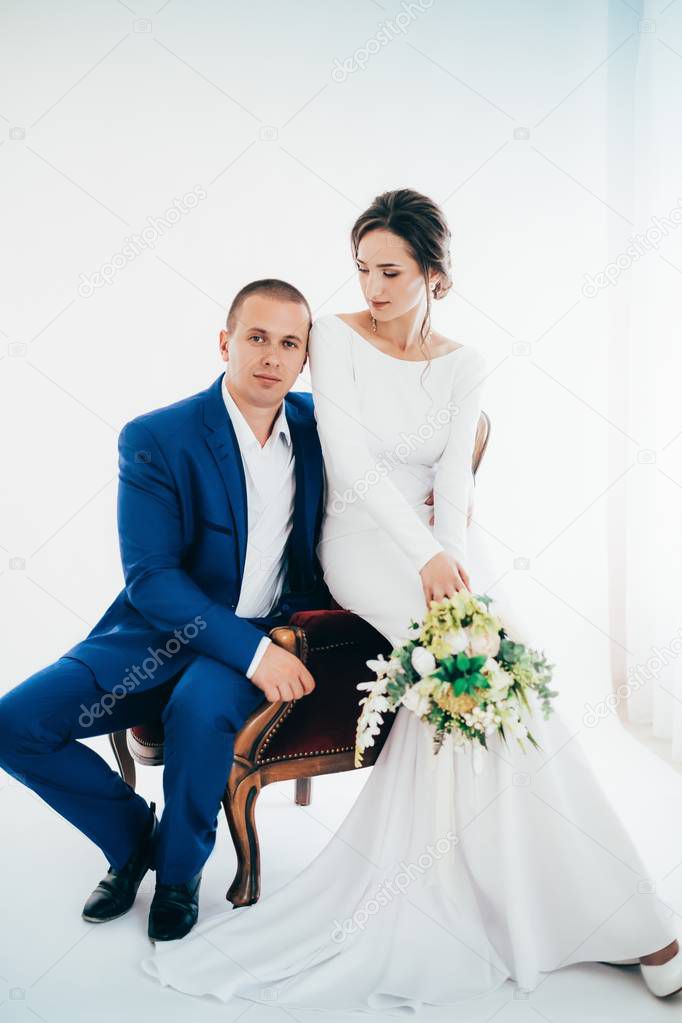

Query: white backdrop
left=4, top=3, right=682, bottom=1019
left=0, top=0, right=679, bottom=749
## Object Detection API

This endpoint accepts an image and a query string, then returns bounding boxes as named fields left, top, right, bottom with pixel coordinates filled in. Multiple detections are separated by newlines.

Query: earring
left=371, top=315, right=377, bottom=334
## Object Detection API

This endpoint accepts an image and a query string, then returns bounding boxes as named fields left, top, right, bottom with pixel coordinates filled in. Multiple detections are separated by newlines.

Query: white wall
left=0, top=0, right=632, bottom=721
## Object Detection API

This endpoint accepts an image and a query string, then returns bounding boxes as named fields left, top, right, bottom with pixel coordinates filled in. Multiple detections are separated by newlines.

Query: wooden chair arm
left=231, top=625, right=308, bottom=765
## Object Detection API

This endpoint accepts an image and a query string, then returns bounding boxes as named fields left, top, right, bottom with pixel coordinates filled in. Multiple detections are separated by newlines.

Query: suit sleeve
left=308, top=317, right=444, bottom=573
left=432, top=349, right=487, bottom=564
left=117, top=418, right=266, bottom=677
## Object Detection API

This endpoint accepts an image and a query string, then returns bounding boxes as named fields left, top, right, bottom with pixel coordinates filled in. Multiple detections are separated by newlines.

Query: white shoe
left=639, top=943, right=682, bottom=998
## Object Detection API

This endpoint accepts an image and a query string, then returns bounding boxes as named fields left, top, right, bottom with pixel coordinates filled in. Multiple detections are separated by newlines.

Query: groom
left=0, top=279, right=330, bottom=942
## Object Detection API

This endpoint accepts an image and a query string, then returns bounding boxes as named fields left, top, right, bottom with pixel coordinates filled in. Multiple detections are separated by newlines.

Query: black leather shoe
left=148, top=871, right=202, bottom=942
left=82, top=801, right=158, bottom=923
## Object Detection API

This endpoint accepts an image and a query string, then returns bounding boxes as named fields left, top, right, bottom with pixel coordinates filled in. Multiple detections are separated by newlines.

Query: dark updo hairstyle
left=350, top=189, right=453, bottom=377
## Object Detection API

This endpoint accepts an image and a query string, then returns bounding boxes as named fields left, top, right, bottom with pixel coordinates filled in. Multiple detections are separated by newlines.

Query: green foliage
left=357, top=593, right=559, bottom=764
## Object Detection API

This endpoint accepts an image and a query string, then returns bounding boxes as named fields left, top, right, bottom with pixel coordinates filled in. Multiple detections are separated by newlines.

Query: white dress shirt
left=221, top=373, right=296, bottom=679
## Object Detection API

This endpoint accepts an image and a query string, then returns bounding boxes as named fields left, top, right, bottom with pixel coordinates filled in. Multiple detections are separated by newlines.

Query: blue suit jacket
left=65, top=374, right=329, bottom=693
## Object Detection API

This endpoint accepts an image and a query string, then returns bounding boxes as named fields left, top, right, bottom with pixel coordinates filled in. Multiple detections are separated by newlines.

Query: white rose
left=482, top=658, right=500, bottom=680
left=443, top=628, right=468, bottom=654
left=402, top=681, right=432, bottom=717
left=482, top=660, right=511, bottom=702
left=468, top=626, right=501, bottom=658
left=411, top=647, right=437, bottom=677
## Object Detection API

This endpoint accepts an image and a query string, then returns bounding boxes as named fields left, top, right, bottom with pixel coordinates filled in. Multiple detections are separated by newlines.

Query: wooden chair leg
left=109, top=730, right=136, bottom=790
left=295, top=777, right=312, bottom=806
left=223, top=773, right=262, bottom=907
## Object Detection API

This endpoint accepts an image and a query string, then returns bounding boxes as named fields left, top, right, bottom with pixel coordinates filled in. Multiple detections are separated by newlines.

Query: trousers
left=0, top=622, right=282, bottom=885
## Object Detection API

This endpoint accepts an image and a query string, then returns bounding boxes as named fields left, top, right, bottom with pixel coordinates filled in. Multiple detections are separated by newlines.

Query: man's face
left=219, top=294, right=309, bottom=408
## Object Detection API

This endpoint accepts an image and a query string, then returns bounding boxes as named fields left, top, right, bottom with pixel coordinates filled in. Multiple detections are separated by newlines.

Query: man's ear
left=219, top=328, right=230, bottom=363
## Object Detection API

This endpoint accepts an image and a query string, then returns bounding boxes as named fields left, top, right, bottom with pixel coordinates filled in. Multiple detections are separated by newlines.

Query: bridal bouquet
left=354, top=591, right=557, bottom=768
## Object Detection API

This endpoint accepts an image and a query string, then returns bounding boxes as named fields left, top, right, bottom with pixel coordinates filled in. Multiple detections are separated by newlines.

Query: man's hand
left=250, top=642, right=316, bottom=703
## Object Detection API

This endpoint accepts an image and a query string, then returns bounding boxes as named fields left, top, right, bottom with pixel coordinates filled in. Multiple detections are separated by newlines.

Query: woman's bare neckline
left=334, top=313, right=466, bottom=364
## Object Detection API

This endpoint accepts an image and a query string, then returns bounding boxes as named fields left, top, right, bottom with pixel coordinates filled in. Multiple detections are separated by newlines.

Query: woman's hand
left=419, top=551, right=471, bottom=606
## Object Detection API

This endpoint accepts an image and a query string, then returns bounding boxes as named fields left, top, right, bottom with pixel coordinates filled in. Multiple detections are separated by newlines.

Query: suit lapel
left=202, top=375, right=249, bottom=578
left=202, top=374, right=323, bottom=593
left=285, top=401, right=322, bottom=589
left=286, top=406, right=308, bottom=588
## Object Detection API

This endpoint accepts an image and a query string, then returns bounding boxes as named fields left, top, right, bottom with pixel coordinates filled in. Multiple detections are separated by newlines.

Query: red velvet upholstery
left=255, top=610, right=392, bottom=764
left=130, top=719, right=164, bottom=747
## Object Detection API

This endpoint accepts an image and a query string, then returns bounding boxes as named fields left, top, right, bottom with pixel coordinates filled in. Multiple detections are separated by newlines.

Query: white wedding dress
left=141, top=313, right=678, bottom=1014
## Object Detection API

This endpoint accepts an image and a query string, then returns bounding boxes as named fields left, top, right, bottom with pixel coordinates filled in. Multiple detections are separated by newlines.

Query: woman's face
left=355, top=228, right=435, bottom=326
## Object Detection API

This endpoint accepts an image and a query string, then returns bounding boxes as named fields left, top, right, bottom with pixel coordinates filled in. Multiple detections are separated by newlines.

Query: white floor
left=1, top=720, right=681, bottom=1023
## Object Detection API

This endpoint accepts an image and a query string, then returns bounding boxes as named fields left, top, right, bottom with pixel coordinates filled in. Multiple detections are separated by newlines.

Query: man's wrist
left=245, top=635, right=271, bottom=679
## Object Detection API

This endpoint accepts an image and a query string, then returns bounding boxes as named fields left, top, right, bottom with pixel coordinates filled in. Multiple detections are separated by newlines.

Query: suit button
left=281, top=603, right=290, bottom=612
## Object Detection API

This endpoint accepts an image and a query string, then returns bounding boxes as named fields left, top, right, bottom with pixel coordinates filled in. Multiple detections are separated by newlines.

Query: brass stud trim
left=129, top=734, right=162, bottom=749
left=258, top=744, right=355, bottom=764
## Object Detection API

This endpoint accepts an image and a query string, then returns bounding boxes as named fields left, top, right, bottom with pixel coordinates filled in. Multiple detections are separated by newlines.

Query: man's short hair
left=226, top=278, right=312, bottom=335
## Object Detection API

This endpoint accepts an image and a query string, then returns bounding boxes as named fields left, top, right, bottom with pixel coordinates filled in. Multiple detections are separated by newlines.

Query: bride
left=141, top=188, right=682, bottom=1010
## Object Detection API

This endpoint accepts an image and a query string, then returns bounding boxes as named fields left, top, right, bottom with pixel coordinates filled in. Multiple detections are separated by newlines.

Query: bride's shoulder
left=433, top=328, right=484, bottom=362
left=310, top=313, right=355, bottom=335
left=452, top=344, right=489, bottom=392
left=462, top=343, right=487, bottom=369
left=430, top=328, right=468, bottom=358
left=434, top=334, right=487, bottom=384
left=309, top=314, right=358, bottom=357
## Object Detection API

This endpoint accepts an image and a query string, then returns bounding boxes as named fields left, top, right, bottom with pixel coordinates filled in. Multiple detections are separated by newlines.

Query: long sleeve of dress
left=308, top=316, right=445, bottom=573
left=432, top=347, right=487, bottom=565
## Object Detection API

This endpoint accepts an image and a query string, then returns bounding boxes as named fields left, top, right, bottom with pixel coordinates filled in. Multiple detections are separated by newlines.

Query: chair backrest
left=473, top=410, right=491, bottom=476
